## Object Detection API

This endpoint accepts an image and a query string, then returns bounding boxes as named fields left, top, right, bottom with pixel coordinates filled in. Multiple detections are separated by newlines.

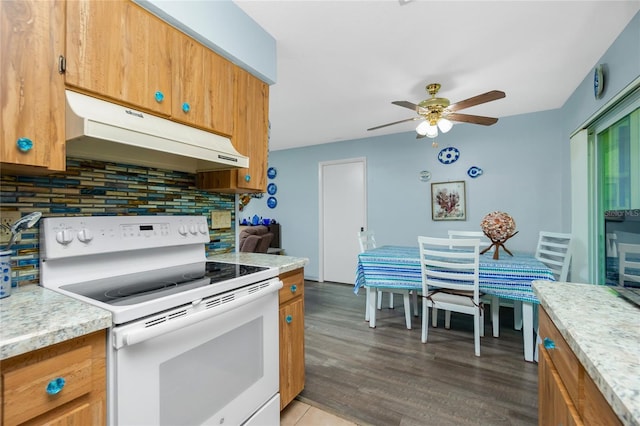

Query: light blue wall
left=246, top=12, right=640, bottom=281
left=136, top=0, right=276, bottom=84
left=246, top=109, right=564, bottom=280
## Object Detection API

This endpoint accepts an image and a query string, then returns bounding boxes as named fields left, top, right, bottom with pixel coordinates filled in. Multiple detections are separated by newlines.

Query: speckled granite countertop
left=533, top=281, right=640, bottom=425
left=0, top=285, right=112, bottom=361
left=210, top=253, right=308, bottom=275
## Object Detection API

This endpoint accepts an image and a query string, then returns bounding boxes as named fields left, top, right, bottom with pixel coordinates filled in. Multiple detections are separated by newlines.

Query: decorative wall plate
left=467, top=166, right=483, bottom=178
left=437, top=147, right=460, bottom=164
left=267, top=197, right=277, bottom=209
left=267, top=167, right=277, bottom=179
left=267, top=183, right=277, bottom=195
left=419, top=170, right=432, bottom=182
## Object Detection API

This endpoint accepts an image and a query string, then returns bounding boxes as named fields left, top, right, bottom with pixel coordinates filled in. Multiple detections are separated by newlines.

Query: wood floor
left=297, top=281, right=539, bottom=426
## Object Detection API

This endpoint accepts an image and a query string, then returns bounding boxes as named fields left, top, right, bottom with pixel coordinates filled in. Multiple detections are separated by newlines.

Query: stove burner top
left=60, top=261, right=269, bottom=307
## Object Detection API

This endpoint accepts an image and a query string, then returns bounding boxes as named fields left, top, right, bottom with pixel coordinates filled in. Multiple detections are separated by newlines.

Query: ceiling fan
left=368, top=83, right=506, bottom=139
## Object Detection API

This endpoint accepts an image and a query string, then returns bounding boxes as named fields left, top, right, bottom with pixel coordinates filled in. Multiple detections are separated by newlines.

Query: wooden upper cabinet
left=0, top=0, right=66, bottom=172
left=65, top=0, right=172, bottom=116
left=197, top=67, right=269, bottom=193
left=172, top=30, right=235, bottom=136
left=235, top=67, right=269, bottom=192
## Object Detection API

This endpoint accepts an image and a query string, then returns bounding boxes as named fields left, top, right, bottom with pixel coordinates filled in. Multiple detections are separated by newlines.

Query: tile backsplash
left=0, top=158, right=236, bottom=287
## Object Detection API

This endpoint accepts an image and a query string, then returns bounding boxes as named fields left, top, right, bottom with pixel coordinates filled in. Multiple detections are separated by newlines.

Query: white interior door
left=320, top=158, right=366, bottom=284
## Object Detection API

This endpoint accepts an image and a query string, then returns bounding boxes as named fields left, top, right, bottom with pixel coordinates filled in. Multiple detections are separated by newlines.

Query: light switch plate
left=1, top=211, right=22, bottom=244
left=210, top=211, right=231, bottom=229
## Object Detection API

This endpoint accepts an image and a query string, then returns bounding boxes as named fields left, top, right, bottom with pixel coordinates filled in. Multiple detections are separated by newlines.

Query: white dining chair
left=358, top=230, right=389, bottom=313
left=448, top=230, right=505, bottom=337
left=532, top=231, right=573, bottom=362
left=359, top=230, right=414, bottom=329
left=618, top=243, right=640, bottom=287
left=418, top=236, right=484, bottom=356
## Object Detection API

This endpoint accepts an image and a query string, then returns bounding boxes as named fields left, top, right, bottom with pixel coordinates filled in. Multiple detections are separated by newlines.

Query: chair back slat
left=418, top=236, right=480, bottom=296
left=535, top=231, right=573, bottom=282
left=448, top=230, right=490, bottom=248
left=358, top=230, right=377, bottom=253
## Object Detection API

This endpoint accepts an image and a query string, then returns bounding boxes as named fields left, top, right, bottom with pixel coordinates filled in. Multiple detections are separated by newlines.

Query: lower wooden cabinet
left=278, top=268, right=305, bottom=410
left=538, top=308, right=621, bottom=426
left=0, top=330, right=106, bottom=426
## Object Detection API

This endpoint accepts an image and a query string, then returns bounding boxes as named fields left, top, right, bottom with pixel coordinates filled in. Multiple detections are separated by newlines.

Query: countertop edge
left=1, top=286, right=112, bottom=360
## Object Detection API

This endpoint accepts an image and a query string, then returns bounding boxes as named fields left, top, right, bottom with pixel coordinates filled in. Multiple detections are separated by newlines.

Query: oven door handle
left=113, top=278, right=283, bottom=349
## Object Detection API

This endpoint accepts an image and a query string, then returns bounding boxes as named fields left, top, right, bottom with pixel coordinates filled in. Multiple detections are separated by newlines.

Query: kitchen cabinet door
left=538, top=348, right=581, bottom=426
left=172, top=31, right=235, bottom=136
left=278, top=268, right=305, bottom=410
left=235, top=67, right=269, bottom=191
left=1, top=330, right=106, bottom=426
left=279, top=297, right=305, bottom=410
left=65, top=0, right=172, bottom=116
left=0, top=0, right=66, bottom=172
left=197, top=68, right=268, bottom=193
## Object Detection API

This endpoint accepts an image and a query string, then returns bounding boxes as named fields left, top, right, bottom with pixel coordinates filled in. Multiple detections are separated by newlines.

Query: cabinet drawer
left=279, top=269, right=304, bottom=305
left=539, top=308, right=581, bottom=408
left=2, top=345, right=93, bottom=425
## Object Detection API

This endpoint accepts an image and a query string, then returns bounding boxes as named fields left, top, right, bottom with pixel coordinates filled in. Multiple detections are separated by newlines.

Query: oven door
left=109, top=279, right=281, bottom=426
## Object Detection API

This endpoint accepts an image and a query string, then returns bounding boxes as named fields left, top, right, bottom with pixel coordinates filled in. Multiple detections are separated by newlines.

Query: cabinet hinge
left=58, top=55, right=66, bottom=74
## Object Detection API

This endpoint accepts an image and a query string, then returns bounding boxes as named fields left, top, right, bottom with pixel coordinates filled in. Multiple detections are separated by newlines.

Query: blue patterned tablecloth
left=355, top=245, right=555, bottom=304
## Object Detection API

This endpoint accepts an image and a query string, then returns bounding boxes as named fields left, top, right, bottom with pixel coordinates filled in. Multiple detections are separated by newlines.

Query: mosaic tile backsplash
left=0, top=157, right=236, bottom=287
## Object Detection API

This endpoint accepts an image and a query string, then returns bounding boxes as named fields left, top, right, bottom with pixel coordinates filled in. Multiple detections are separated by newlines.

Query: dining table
left=354, top=245, right=556, bottom=362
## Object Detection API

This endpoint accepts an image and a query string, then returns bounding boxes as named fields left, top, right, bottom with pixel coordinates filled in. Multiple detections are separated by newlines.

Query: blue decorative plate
left=267, top=197, right=277, bottom=209
left=437, top=147, right=460, bottom=164
left=267, top=167, right=277, bottom=179
left=267, top=183, right=277, bottom=195
left=467, top=166, right=483, bottom=178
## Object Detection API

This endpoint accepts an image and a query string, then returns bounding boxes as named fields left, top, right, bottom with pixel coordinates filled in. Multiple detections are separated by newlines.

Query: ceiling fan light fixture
left=437, top=118, right=453, bottom=133
left=416, top=120, right=430, bottom=136
left=425, top=124, right=438, bottom=138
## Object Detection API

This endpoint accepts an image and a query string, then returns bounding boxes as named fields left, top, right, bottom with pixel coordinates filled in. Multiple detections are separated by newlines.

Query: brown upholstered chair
left=239, top=226, right=274, bottom=253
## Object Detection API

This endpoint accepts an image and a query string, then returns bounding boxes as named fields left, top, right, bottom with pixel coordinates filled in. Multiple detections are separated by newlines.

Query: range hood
left=65, top=90, right=248, bottom=173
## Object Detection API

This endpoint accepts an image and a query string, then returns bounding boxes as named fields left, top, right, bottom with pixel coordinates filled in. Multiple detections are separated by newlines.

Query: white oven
left=39, top=215, right=282, bottom=426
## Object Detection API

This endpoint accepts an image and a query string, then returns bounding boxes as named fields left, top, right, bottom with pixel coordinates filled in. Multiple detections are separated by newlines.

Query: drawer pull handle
left=16, top=137, right=33, bottom=152
left=244, top=175, right=251, bottom=182
left=182, top=102, right=190, bottom=113
left=46, top=377, right=66, bottom=395
left=154, top=91, right=165, bottom=103
left=286, top=315, right=293, bottom=324
left=543, top=337, right=555, bottom=349
left=290, top=284, right=297, bottom=293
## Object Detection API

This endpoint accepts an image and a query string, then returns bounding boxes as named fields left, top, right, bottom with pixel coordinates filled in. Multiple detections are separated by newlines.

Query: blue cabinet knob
left=154, top=91, right=165, bottom=103
left=244, top=175, right=251, bottom=182
left=46, top=377, right=66, bottom=395
left=543, top=337, right=555, bottom=349
left=285, top=315, right=292, bottom=324
left=16, top=137, right=33, bottom=152
left=182, top=102, right=190, bottom=113
left=290, top=284, right=297, bottom=293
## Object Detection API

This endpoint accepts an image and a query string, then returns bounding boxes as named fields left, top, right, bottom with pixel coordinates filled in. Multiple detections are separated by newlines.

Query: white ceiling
left=234, top=1, right=640, bottom=151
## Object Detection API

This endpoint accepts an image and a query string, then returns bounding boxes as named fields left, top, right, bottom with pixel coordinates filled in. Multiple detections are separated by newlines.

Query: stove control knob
left=178, top=225, right=188, bottom=236
left=56, top=229, right=74, bottom=245
left=189, top=224, right=198, bottom=235
left=199, top=223, right=208, bottom=234
left=77, top=228, right=93, bottom=243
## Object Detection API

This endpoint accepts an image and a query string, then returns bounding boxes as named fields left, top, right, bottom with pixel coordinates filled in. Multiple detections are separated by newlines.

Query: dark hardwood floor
left=298, top=281, right=539, bottom=426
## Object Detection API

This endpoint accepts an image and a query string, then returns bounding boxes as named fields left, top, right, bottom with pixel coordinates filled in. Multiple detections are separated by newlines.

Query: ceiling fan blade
left=447, top=90, right=505, bottom=112
left=391, top=100, right=420, bottom=111
left=446, top=113, right=498, bottom=126
left=367, top=116, right=421, bottom=131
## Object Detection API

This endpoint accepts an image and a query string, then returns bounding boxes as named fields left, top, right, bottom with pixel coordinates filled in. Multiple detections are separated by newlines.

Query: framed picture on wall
left=431, top=181, right=466, bottom=221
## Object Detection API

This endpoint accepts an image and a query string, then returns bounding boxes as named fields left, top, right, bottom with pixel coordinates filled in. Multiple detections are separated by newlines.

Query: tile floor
left=280, top=400, right=357, bottom=426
